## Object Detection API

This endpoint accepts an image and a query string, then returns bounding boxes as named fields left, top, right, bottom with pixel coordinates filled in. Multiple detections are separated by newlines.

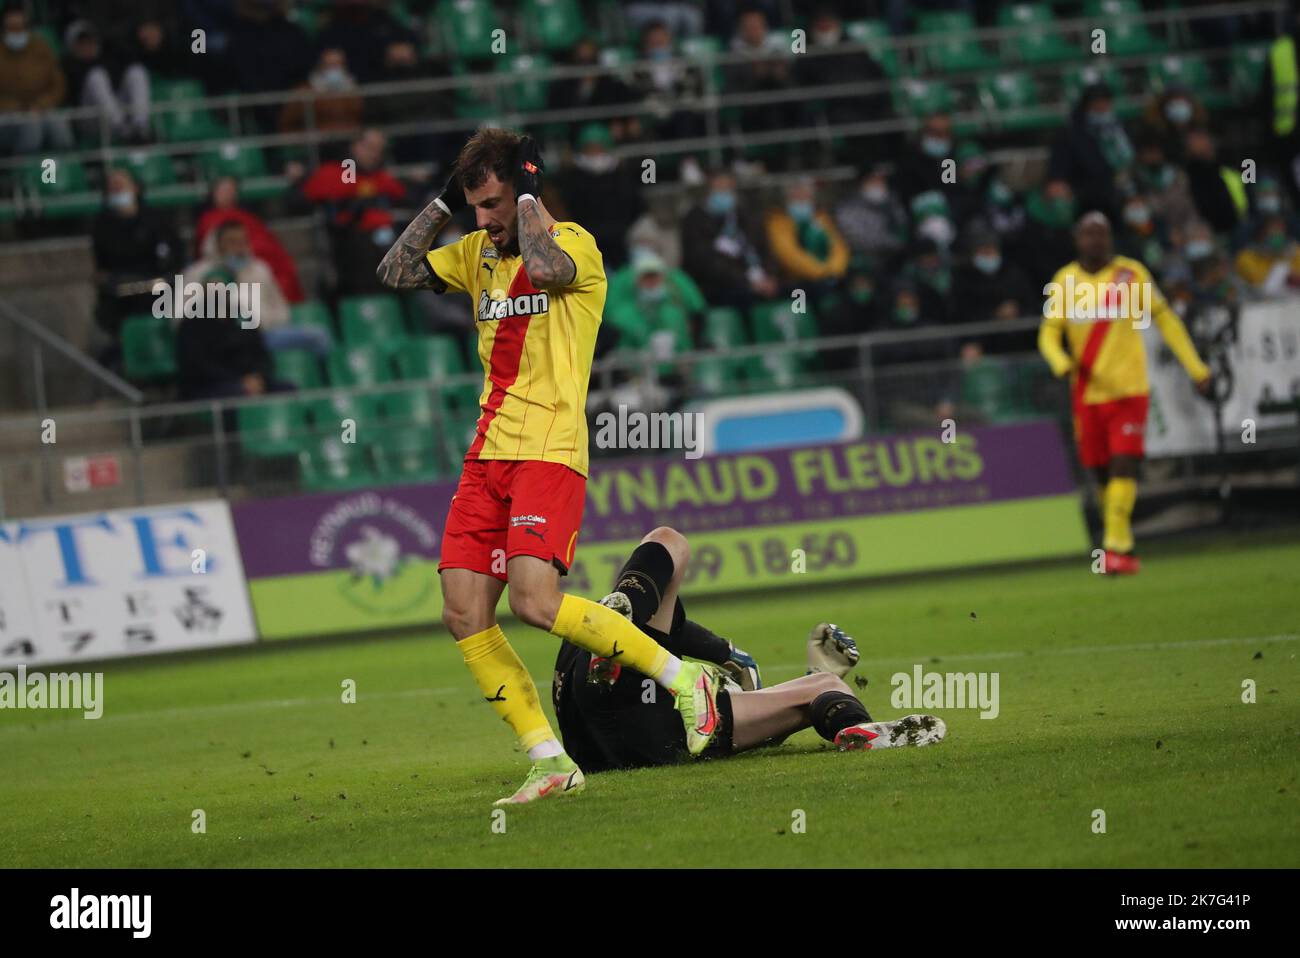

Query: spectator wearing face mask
left=896, top=112, right=955, bottom=204
left=1142, top=88, right=1207, bottom=163
left=316, top=0, right=418, bottom=83
left=300, top=128, right=406, bottom=296
left=1049, top=84, right=1133, bottom=224
left=1234, top=175, right=1298, bottom=249
left=816, top=257, right=882, bottom=368
left=766, top=178, right=850, bottom=289
left=605, top=248, right=705, bottom=373
left=725, top=7, right=796, bottom=145
left=1016, top=178, right=1078, bottom=288
left=833, top=164, right=907, bottom=268
left=1115, top=194, right=1172, bottom=277
left=795, top=6, right=892, bottom=129
left=630, top=20, right=706, bottom=142
left=549, top=37, right=637, bottom=141
left=1234, top=215, right=1300, bottom=297
left=949, top=141, right=997, bottom=231
left=92, top=166, right=182, bottom=346
left=909, top=191, right=958, bottom=254
left=0, top=6, right=74, bottom=154
left=954, top=232, right=1036, bottom=327
left=547, top=123, right=643, bottom=269
left=875, top=278, right=953, bottom=367
left=680, top=168, right=778, bottom=308
left=1163, top=220, right=1221, bottom=311
left=901, top=238, right=954, bottom=327
left=181, top=221, right=331, bottom=358
left=196, top=176, right=306, bottom=304
left=280, top=47, right=364, bottom=134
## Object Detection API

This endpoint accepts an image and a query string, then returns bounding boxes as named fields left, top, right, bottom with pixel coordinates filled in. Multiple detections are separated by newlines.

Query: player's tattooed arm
left=375, top=197, right=451, bottom=288
left=517, top=197, right=576, bottom=288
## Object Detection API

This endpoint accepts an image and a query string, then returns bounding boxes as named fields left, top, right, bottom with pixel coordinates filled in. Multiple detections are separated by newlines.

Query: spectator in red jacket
left=195, top=176, right=306, bottom=303
left=300, top=128, right=406, bottom=295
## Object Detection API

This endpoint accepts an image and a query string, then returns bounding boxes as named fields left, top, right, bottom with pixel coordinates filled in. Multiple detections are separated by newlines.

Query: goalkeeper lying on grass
left=549, top=526, right=946, bottom=777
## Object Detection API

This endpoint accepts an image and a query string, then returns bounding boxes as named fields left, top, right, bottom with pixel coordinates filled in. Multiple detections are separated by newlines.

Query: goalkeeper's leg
left=727, top=673, right=946, bottom=752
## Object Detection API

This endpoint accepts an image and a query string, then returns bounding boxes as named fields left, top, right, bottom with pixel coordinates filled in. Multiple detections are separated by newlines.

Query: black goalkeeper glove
left=513, top=135, right=544, bottom=201
left=434, top=168, right=465, bottom=215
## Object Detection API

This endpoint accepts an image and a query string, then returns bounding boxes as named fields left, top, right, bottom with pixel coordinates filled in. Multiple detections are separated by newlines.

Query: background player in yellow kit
left=1039, top=212, right=1214, bottom=574
left=376, top=128, right=719, bottom=804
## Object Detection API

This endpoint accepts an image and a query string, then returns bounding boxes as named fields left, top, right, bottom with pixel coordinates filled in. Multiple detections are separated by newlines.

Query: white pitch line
left=1, top=633, right=1295, bottom=736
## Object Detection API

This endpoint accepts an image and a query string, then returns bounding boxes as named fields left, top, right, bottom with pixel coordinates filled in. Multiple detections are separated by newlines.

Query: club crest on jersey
left=478, top=289, right=549, bottom=321
left=1043, top=269, right=1152, bottom=328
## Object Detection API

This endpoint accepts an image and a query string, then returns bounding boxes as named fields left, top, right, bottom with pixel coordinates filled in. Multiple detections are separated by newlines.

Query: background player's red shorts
left=1074, top=394, right=1149, bottom=468
left=438, top=459, right=586, bottom=582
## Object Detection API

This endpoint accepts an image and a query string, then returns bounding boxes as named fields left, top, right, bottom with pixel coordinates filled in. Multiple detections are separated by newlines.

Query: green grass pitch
left=2, top=531, right=1297, bottom=868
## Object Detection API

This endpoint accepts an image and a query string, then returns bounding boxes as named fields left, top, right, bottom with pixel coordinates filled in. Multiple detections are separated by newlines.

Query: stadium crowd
left=1, top=0, right=1299, bottom=407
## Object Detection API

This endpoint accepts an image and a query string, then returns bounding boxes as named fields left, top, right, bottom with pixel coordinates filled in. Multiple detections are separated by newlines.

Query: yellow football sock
left=551, top=593, right=671, bottom=681
left=1102, top=477, right=1137, bottom=553
left=457, top=625, right=555, bottom=751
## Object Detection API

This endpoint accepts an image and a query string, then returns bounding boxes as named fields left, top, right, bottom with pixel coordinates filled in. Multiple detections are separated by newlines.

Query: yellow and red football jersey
left=425, top=223, right=605, bottom=477
left=1039, top=254, right=1209, bottom=406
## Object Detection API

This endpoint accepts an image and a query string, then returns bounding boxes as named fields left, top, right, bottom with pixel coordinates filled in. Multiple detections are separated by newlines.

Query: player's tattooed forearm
left=517, top=198, right=576, bottom=288
left=375, top=198, right=451, bottom=288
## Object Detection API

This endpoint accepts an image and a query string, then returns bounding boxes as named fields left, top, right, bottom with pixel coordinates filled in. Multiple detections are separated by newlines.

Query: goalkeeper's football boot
left=807, top=622, right=860, bottom=678
left=598, top=590, right=634, bottom=619
left=835, top=714, right=947, bottom=751
left=669, top=660, right=721, bottom=756
left=493, top=753, right=585, bottom=805
left=1102, top=550, right=1141, bottom=575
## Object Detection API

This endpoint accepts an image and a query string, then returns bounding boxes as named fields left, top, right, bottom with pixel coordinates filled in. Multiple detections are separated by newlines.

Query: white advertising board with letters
left=0, top=500, right=257, bottom=667
left=1145, top=298, right=1300, bottom=457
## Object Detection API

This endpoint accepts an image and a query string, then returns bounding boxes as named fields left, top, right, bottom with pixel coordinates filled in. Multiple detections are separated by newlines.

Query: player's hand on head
left=723, top=643, right=762, bottom=690
left=436, top=167, right=465, bottom=215
left=1195, top=374, right=1214, bottom=398
left=513, top=135, right=544, bottom=201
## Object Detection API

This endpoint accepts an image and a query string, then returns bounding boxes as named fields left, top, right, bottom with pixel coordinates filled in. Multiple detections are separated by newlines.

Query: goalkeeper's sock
left=1102, top=477, right=1138, bottom=553
left=457, top=625, right=557, bottom=752
left=810, top=690, right=871, bottom=742
left=551, top=593, right=682, bottom=688
left=611, top=540, right=675, bottom=625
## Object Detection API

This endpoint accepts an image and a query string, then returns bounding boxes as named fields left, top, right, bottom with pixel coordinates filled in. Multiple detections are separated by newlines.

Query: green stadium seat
left=372, top=429, right=442, bottom=483
left=844, top=20, right=901, bottom=77
left=690, top=355, right=744, bottom=394
left=1230, top=44, right=1270, bottom=104
left=701, top=307, right=748, bottom=349
left=117, top=149, right=175, bottom=188
left=893, top=77, right=956, bottom=118
left=917, top=11, right=995, bottom=73
left=750, top=302, right=818, bottom=344
left=272, top=349, right=324, bottom=389
left=1148, top=53, right=1226, bottom=109
left=121, top=315, right=177, bottom=382
left=328, top=344, right=393, bottom=386
left=380, top=385, right=440, bottom=428
left=338, top=295, right=406, bottom=345
left=498, top=53, right=552, bottom=114
left=523, top=0, right=585, bottom=51
left=291, top=301, right=336, bottom=337
left=395, top=334, right=467, bottom=380
left=298, top=435, right=375, bottom=491
left=20, top=155, right=101, bottom=218
left=978, top=71, right=1051, bottom=131
left=998, top=3, right=1079, bottom=65
left=1062, top=62, right=1131, bottom=116
left=1083, top=0, right=1167, bottom=57
left=201, top=141, right=268, bottom=180
left=437, top=0, right=499, bottom=60
left=746, top=351, right=804, bottom=390
left=154, top=79, right=227, bottom=142
left=599, top=45, right=637, bottom=70
left=238, top=397, right=310, bottom=457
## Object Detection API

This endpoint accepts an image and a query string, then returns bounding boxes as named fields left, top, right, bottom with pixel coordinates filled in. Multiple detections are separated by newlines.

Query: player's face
left=1076, top=221, right=1112, bottom=263
left=465, top=173, right=517, bottom=252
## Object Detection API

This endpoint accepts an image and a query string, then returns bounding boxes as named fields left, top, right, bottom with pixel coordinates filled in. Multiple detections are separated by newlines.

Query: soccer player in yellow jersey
left=1039, top=212, right=1214, bottom=574
left=376, top=128, right=720, bottom=803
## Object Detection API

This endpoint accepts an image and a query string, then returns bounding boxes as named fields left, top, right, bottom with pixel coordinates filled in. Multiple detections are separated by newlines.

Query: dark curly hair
left=455, top=127, right=523, bottom=191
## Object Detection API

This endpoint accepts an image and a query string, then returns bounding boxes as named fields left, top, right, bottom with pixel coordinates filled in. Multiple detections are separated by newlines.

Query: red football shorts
left=438, top=459, right=586, bottom=581
left=1073, top=394, right=1149, bottom=468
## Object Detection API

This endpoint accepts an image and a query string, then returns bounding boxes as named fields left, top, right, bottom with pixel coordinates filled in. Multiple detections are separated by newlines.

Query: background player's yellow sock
left=457, top=625, right=556, bottom=751
left=1103, top=477, right=1137, bottom=553
left=551, top=593, right=674, bottom=684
